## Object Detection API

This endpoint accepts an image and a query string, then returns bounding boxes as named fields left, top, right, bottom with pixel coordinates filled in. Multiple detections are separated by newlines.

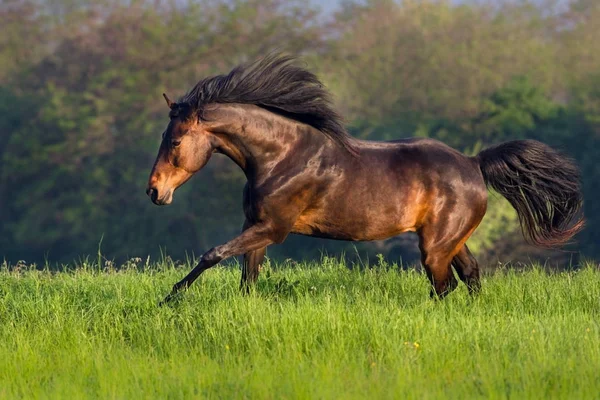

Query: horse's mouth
left=153, top=190, right=173, bottom=206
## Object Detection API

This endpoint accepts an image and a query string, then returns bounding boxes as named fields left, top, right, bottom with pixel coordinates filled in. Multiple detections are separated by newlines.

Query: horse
left=146, top=54, right=584, bottom=304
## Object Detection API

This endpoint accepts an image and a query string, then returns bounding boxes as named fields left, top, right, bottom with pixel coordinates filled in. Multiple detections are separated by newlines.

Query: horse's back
left=355, top=137, right=482, bottom=182
left=290, top=137, right=487, bottom=241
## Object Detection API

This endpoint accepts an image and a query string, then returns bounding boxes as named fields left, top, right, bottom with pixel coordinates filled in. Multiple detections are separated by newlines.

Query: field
left=1, top=257, right=599, bottom=399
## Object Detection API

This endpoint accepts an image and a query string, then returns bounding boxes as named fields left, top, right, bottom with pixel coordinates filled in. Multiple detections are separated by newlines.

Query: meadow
left=1, top=257, right=599, bottom=399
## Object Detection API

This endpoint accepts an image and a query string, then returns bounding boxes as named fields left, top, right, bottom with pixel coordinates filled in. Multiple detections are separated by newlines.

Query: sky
left=309, top=0, right=464, bottom=14
left=310, top=0, right=571, bottom=12
left=309, top=0, right=571, bottom=15
left=311, top=0, right=346, bottom=14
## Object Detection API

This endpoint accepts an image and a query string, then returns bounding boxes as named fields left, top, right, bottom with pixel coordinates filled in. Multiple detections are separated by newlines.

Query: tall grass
left=1, top=257, right=599, bottom=399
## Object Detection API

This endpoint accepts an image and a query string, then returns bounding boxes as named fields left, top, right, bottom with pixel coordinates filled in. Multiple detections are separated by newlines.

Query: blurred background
left=0, top=0, right=598, bottom=268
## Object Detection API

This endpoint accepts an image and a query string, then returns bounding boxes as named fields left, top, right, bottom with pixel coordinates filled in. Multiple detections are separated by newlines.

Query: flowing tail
left=476, top=140, right=584, bottom=248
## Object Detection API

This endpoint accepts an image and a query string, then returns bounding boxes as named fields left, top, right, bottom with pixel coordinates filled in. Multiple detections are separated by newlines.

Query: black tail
left=477, top=140, right=584, bottom=248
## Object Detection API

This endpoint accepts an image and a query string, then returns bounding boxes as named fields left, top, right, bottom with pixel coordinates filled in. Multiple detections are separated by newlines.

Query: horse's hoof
left=159, top=292, right=177, bottom=306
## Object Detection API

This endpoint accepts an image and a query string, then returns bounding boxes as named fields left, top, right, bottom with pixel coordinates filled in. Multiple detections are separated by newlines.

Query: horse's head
left=146, top=94, right=216, bottom=205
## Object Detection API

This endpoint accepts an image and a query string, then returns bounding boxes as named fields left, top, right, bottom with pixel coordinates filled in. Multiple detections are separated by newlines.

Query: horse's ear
left=162, top=93, right=175, bottom=109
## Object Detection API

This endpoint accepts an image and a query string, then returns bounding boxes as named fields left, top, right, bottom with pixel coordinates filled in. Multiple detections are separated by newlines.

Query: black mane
left=180, top=53, right=357, bottom=155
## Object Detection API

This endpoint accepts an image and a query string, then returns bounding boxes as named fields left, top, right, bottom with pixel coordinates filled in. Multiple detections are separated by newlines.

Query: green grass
left=1, top=257, right=599, bottom=399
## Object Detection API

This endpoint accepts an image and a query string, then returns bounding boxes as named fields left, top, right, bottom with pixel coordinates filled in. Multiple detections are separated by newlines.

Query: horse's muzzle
left=146, top=187, right=173, bottom=205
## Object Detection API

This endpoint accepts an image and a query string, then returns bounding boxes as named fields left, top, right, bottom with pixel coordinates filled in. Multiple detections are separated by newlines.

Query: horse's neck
left=208, top=104, right=330, bottom=180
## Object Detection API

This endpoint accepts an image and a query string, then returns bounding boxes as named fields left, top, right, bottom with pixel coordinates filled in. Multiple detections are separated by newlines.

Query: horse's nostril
left=146, top=187, right=158, bottom=202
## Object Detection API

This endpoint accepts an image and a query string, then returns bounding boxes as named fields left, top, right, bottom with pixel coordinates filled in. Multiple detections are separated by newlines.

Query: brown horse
left=147, top=54, right=583, bottom=303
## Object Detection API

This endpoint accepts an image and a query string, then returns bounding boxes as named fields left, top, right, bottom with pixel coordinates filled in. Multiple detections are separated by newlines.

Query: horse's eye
left=172, top=140, right=181, bottom=147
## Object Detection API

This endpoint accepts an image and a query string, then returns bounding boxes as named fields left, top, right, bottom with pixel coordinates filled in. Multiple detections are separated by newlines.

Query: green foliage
left=1, top=260, right=599, bottom=398
left=476, top=76, right=561, bottom=143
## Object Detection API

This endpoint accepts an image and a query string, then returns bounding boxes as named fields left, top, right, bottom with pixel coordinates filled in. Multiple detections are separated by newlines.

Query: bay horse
left=147, top=54, right=583, bottom=303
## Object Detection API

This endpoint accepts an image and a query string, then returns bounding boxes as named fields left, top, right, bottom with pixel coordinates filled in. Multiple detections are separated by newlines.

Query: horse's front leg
left=160, top=224, right=276, bottom=305
left=241, top=247, right=266, bottom=293
left=239, top=219, right=267, bottom=293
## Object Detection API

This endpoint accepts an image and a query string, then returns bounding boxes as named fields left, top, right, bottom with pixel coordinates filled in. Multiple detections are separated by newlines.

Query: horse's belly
left=290, top=166, right=427, bottom=241
left=291, top=207, right=416, bottom=241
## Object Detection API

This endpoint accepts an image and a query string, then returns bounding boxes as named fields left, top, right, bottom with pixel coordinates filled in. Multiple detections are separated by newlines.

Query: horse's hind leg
left=418, top=231, right=459, bottom=298
left=419, top=249, right=458, bottom=298
left=451, top=244, right=481, bottom=294
left=418, top=220, right=481, bottom=298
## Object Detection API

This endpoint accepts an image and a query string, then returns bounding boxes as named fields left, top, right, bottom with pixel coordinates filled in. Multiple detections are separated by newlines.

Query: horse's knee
left=201, top=247, right=223, bottom=266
